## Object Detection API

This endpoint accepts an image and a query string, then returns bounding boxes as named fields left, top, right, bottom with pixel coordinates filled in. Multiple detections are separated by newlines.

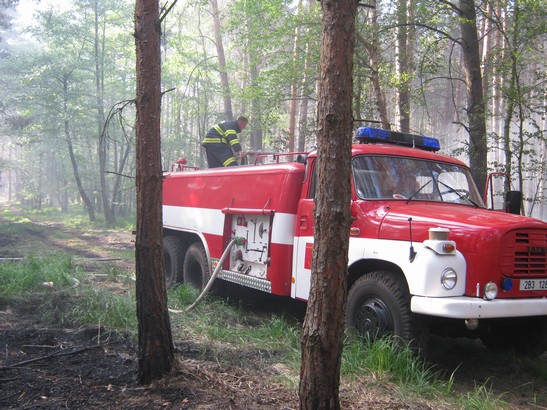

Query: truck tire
left=163, top=236, right=186, bottom=289
left=346, top=271, right=421, bottom=349
left=183, top=242, right=211, bottom=291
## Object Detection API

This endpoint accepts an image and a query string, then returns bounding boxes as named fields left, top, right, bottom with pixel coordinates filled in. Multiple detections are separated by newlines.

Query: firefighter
left=202, top=116, right=248, bottom=168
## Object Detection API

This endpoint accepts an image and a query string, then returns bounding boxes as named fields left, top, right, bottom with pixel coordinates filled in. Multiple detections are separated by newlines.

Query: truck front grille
left=501, top=230, right=547, bottom=277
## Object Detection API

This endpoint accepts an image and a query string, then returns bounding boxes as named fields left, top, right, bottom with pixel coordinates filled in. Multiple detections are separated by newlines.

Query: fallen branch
left=0, top=343, right=116, bottom=370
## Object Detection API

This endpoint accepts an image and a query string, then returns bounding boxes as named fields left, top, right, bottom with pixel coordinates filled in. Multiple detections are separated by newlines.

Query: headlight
left=441, top=268, right=457, bottom=290
left=484, top=281, right=498, bottom=300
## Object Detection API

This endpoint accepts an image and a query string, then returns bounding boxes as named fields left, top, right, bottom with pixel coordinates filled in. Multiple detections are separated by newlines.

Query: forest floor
left=1, top=207, right=547, bottom=409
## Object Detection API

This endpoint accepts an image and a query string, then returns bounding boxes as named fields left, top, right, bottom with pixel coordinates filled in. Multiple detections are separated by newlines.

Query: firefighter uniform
left=202, top=120, right=243, bottom=168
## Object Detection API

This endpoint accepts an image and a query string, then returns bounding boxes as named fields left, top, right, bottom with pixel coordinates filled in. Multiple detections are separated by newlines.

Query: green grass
left=69, top=287, right=137, bottom=333
left=0, top=253, right=529, bottom=409
left=168, top=284, right=510, bottom=408
left=0, top=253, right=83, bottom=299
left=0, top=252, right=136, bottom=337
left=2, top=203, right=135, bottom=231
left=342, top=336, right=441, bottom=389
left=456, top=381, right=508, bottom=410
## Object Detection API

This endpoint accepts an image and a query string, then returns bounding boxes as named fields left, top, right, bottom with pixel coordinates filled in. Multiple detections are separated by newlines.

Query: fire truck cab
left=162, top=127, right=547, bottom=352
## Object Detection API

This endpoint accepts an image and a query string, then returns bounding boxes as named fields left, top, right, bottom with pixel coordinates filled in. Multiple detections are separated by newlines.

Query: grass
left=342, top=336, right=441, bottom=392
left=168, top=284, right=513, bottom=408
left=70, top=287, right=137, bottom=332
left=0, top=255, right=529, bottom=409
left=456, top=381, right=508, bottom=410
left=0, top=253, right=83, bottom=299
left=0, top=253, right=137, bottom=334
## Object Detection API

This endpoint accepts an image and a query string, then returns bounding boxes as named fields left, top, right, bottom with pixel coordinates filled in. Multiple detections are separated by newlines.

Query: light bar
left=355, top=127, right=440, bottom=152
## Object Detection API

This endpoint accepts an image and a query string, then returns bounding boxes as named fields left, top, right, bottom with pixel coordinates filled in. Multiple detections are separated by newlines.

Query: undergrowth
left=0, top=253, right=527, bottom=409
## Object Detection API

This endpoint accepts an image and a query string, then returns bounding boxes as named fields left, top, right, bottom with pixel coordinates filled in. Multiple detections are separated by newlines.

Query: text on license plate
left=520, top=279, right=547, bottom=291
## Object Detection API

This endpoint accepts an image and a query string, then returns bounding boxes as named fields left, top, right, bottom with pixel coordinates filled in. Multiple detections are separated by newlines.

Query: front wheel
left=346, top=271, right=425, bottom=349
left=183, top=242, right=211, bottom=291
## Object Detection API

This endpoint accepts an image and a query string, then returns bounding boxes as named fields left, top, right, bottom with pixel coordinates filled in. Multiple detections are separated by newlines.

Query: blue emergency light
left=355, top=127, right=441, bottom=152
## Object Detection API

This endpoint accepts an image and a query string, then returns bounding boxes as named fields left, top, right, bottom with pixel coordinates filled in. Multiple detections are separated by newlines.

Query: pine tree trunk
left=135, top=0, right=174, bottom=385
left=459, top=0, right=488, bottom=192
left=298, top=0, right=357, bottom=408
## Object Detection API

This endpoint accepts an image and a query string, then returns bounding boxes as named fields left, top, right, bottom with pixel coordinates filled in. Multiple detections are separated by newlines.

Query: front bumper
left=411, top=295, right=547, bottom=319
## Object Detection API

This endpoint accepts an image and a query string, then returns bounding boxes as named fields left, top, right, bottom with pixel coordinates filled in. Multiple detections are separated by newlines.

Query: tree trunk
left=287, top=0, right=303, bottom=153
left=93, top=2, right=115, bottom=226
left=297, top=0, right=315, bottom=152
left=135, top=0, right=174, bottom=385
left=298, top=0, right=357, bottom=408
left=61, top=75, right=96, bottom=222
left=210, top=0, right=233, bottom=120
left=459, top=0, right=488, bottom=193
left=356, top=0, right=391, bottom=130
left=249, top=52, right=263, bottom=151
left=396, top=0, right=413, bottom=133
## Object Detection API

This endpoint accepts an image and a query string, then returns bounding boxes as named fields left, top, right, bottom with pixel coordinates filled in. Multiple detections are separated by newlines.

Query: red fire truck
left=162, top=127, right=547, bottom=352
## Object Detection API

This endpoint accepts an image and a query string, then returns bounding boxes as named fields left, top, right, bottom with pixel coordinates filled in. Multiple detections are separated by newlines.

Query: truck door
left=292, top=162, right=317, bottom=300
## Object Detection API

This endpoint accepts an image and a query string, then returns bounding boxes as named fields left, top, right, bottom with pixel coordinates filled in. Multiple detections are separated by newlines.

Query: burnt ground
left=0, top=311, right=299, bottom=410
left=1, top=207, right=547, bottom=409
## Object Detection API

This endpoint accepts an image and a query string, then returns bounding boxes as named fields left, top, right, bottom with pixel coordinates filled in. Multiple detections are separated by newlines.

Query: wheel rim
left=354, top=297, right=394, bottom=340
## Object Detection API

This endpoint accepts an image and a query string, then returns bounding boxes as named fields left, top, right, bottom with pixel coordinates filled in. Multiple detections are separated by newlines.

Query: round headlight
left=441, top=268, right=457, bottom=290
left=484, top=281, right=498, bottom=300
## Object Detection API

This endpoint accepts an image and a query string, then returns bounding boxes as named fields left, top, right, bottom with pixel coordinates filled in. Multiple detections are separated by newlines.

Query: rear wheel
left=183, top=242, right=211, bottom=291
left=346, top=271, right=425, bottom=350
left=163, top=236, right=186, bottom=289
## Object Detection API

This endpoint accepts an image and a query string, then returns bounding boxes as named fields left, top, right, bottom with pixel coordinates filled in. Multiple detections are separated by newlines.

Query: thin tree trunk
left=61, top=75, right=96, bottom=222
left=93, top=3, right=115, bottom=225
left=297, top=0, right=314, bottom=152
left=288, top=0, right=303, bottom=152
left=357, top=33, right=390, bottom=130
left=356, top=0, right=390, bottom=130
left=299, top=0, right=357, bottom=408
left=249, top=51, right=263, bottom=151
left=135, top=0, right=174, bottom=385
left=459, top=0, right=488, bottom=192
left=210, top=0, right=233, bottom=120
left=396, top=0, right=413, bottom=132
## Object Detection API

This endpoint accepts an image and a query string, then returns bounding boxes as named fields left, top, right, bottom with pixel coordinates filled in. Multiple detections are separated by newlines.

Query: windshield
left=352, top=155, right=485, bottom=207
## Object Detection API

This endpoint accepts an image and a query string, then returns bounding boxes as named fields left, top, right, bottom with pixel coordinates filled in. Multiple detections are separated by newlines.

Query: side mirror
left=505, top=190, right=522, bottom=215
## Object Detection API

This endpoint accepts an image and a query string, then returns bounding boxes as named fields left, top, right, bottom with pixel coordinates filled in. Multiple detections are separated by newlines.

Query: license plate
left=519, top=279, right=547, bottom=291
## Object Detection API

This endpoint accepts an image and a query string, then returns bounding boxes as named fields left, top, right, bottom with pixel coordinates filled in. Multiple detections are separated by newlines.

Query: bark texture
left=298, top=0, right=357, bottom=408
left=135, top=0, right=174, bottom=385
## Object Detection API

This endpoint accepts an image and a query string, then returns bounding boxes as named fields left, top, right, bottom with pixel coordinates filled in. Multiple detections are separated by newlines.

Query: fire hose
left=180, top=236, right=245, bottom=312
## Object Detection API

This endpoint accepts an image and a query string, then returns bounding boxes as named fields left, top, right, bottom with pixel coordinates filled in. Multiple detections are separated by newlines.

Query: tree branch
left=436, top=0, right=463, bottom=15
left=160, top=0, right=178, bottom=23
left=0, top=343, right=116, bottom=370
left=380, top=22, right=462, bottom=46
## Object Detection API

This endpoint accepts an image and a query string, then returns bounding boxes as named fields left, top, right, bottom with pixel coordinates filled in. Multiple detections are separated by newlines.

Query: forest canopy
left=0, top=0, right=545, bottom=222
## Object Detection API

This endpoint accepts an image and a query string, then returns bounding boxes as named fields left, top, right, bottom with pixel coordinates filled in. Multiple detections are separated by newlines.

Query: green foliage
left=456, top=381, right=509, bottom=410
left=0, top=253, right=82, bottom=299
left=2, top=0, right=545, bottom=219
left=69, top=287, right=137, bottom=333
left=342, top=336, right=441, bottom=394
left=169, top=285, right=301, bottom=365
